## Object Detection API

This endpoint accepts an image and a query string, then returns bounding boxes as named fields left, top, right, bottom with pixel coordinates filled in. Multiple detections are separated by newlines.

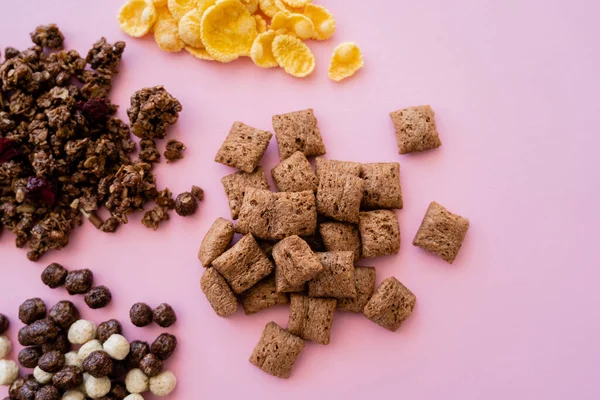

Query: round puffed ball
left=0, top=314, right=9, bottom=334
left=82, top=351, right=113, bottom=378
left=139, top=353, right=162, bottom=377
left=0, top=359, right=19, bottom=385
left=149, top=370, right=176, bottom=397
left=61, top=390, right=85, bottom=400
left=65, top=269, right=94, bottom=295
left=129, top=303, right=152, bottom=327
left=109, top=359, right=127, bottom=380
left=125, top=368, right=148, bottom=394
left=150, top=333, right=177, bottom=361
left=42, top=331, right=70, bottom=354
left=19, top=298, right=47, bottom=324
left=33, top=365, right=54, bottom=384
left=152, top=304, right=176, bottom=328
left=19, top=346, right=43, bottom=368
left=8, top=377, right=25, bottom=398
left=17, top=378, right=40, bottom=398
left=103, top=334, right=130, bottom=361
left=97, top=320, right=122, bottom=344
left=68, top=320, right=97, bottom=344
left=49, top=301, right=80, bottom=330
left=35, top=384, right=60, bottom=400
left=84, top=374, right=111, bottom=399
left=78, top=339, right=103, bottom=361
left=38, top=350, right=65, bottom=373
left=123, top=395, right=144, bottom=400
left=175, top=192, right=197, bottom=216
left=0, top=335, right=11, bottom=359
left=41, top=262, right=68, bottom=288
left=53, top=366, right=84, bottom=391
left=126, top=340, right=149, bottom=369
left=109, top=381, right=129, bottom=399
left=84, top=286, right=112, bottom=309
left=64, top=351, right=82, bottom=368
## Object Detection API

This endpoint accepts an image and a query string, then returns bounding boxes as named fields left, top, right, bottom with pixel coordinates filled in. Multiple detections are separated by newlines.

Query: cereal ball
left=42, top=331, right=70, bottom=354
left=8, top=377, right=25, bottom=398
left=78, top=339, right=103, bottom=361
left=0, top=336, right=11, bottom=359
left=68, top=320, right=97, bottom=344
left=175, top=192, right=197, bottom=216
left=52, top=366, right=83, bottom=391
left=125, top=341, right=149, bottom=369
left=0, top=314, right=8, bottom=334
left=139, top=353, right=162, bottom=378
left=97, top=320, right=122, bottom=344
left=109, top=381, right=129, bottom=399
left=39, top=350, right=65, bottom=373
left=123, top=395, right=144, bottom=400
left=152, top=304, right=176, bottom=328
left=150, top=334, right=176, bottom=361
left=64, top=351, right=82, bottom=368
left=19, top=298, right=47, bottom=324
left=129, top=303, right=152, bottom=327
left=35, top=384, right=60, bottom=400
left=84, top=374, right=111, bottom=399
left=61, top=390, right=85, bottom=400
left=65, top=269, right=94, bottom=295
left=125, top=369, right=148, bottom=394
left=149, top=370, right=176, bottom=397
left=82, top=351, right=113, bottom=378
left=19, top=346, right=42, bottom=368
left=17, top=377, right=41, bottom=399
left=19, top=319, right=59, bottom=346
left=0, top=360, right=19, bottom=385
left=103, top=334, right=130, bottom=361
left=109, top=359, right=127, bottom=379
left=41, top=263, right=68, bottom=288
left=84, top=286, right=112, bottom=309
left=33, top=365, right=54, bottom=384
left=49, top=301, right=80, bottom=330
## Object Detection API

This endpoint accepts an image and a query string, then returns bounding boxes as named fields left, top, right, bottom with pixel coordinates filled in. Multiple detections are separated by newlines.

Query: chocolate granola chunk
left=139, top=139, right=161, bottom=163
left=30, top=24, right=64, bottom=49
left=155, top=188, right=175, bottom=210
left=164, top=140, right=185, bottom=163
left=86, top=38, right=126, bottom=74
left=127, top=86, right=182, bottom=139
left=191, top=185, right=204, bottom=201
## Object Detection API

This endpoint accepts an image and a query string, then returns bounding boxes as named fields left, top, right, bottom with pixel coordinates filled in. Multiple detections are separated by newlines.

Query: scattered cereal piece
left=68, top=320, right=97, bottom=345
left=272, top=109, right=326, bottom=160
left=271, top=151, right=318, bottom=192
left=201, top=267, right=239, bottom=317
left=198, top=217, right=235, bottom=266
left=316, top=171, right=364, bottom=223
left=337, top=266, right=376, bottom=313
left=281, top=0, right=310, bottom=7
left=84, top=374, right=111, bottom=398
left=185, top=45, right=215, bottom=60
left=178, top=8, right=206, bottom=48
left=103, top=334, right=131, bottom=361
left=358, top=210, right=400, bottom=258
left=272, top=34, right=315, bottom=78
left=287, top=294, right=336, bottom=345
left=65, top=269, right=94, bottom=295
left=139, top=139, right=161, bottom=163
left=41, top=262, right=68, bottom=288
left=78, top=339, right=103, bottom=361
left=154, top=6, right=186, bottom=52
left=0, top=336, right=11, bottom=360
left=53, top=366, right=84, bottom=391
left=363, top=277, right=416, bottom=332
left=149, top=370, right=177, bottom=396
left=191, top=185, right=204, bottom=200
left=0, top=360, right=19, bottom=386
left=249, top=321, right=304, bottom=379
left=64, top=351, right=82, bottom=368
left=128, top=86, right=182, bottom=140
left=49, top=300, right=80, bottom=330
left=258, top=0, right=280, bottom=18
left=221, top=167, right=270, bottom=219
left=254, top=14, right=267, bottom=33
left=175, top=192, right=197, bottom=216
left=150, top=333, right=177, bottom=361
left=84, top=286, right=113, bottom=309
left=272, top=235, right=323, bottom=287
left=19, top=346, right=43, bottom=368
left=18, top=319, right=59, bottom=346
left=328, top=42, right=364, bottom=82
left=142, top=205, right=170, bottom=230
left=130, top=303, right=153, bottom=327
left=19, top=297, right=47, bottom=324
left=153, top=303, right=177, bottom=327
left=139, top=353, right=163, bottom=377
left=167, top=0, right=199, bottom=21
left=319, top=222, right=361, bottom=261
left=389, top=105, right=442, bottom=154
left=240, top=275, right=289, bottom=315
left=82, top=350, right=113, bottom=378
left=360, top=162, right=403, bottom=209
left=271, top=12, right=316, bottom=40
left=214, top=121, right=272, bottom=173
left=308, top=251, right=356, bottom=299
left=412, top=202, right=469, bottom=263
left=118, top=0, right=158, bottom=38
left=303, top=4, right=335, bottom=40
left=250, top=31, right=279, bottom=68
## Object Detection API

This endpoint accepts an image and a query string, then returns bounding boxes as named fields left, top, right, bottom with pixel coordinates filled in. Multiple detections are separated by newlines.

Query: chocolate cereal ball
left=8, top=377, right=24, bottom=398
left=18, top=319, right=59, bottom=346
left=126, top=341, right=149, bottom=369
left=19, top=346, right=43, bottom=368
left=84, top=286, right=112, bottom=309
left=175, top=192, right=197, bottom=216
left=38, top=350, right=65, bottom=373
left=52, top=366, right=83, bottom=391
left=82, top=351, right=113, bottom=378
left=150, top=333, right=177, bottom=361
left=18, top=377, right=40, bottom=400
left=19, top=298, right=47, bottom=324
left=109, top=382, right=129, bottom=399
left=129, top=303, right=152, bottom=327
left=109, top=360, right=127, bottom=379
left=65, top=269, right=94, bottom=295
left=33, top=365, right=54, bottom=384
left=152, top=303, right=176, bottom=328
left=139, top=353, right=162, bottom=377
left=41, top=263, right=68, bottom=288
left=35, top=385, right=60, bottom=400
left=97, top=320, right=122, bottom=344
left=42, top=330, right=70, bottom=354
left=0, top=314, right=8, bottom=334
left=49, top=301, right=80, bottom=330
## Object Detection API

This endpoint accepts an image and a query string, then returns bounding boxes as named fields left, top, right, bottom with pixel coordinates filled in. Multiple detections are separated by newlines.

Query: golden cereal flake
left=153, top=0, right=168, bottom=6
left=185, top=46, right=215, bottom=60
left=271, top=12, right=315, bottom=40
left=168, top=0, right=199, bottom=20
left=281, top=0, right=310, bottom=7
left=250, top=31, right=279, bottom=68
left=118, top=0, right=158, bottom=38
left=179, top=9, right=204, bottom=48
left=272, top=34, right=315, bottom=77
left=275, top=0, right=304, bottom=13
left=201, top=0, right=258, bottom=62
left=255, top=15, right=268, bottom=33
left=258, top=0, right=279, bottom=18
left=240, top=0, right=259, bottom=14
left=328, top=42, right=364, bottom=82
left=303, top=4, right=335, bottom=40
left=154, top=7, right=186, bottom=52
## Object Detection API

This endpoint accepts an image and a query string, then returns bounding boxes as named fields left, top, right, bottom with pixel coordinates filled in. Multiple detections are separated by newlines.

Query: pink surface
left=1, top=0, right=600, bottom=399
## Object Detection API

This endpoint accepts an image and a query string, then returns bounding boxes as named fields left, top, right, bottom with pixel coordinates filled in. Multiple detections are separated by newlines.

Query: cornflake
left=303, top=4, right=335, bottom=40
left=118, top=0, right=158, bottom=38
left=185, top=46, right=215, bottom=60
left=328, top=42, right=363, bottom=82
left=167, top=0, right=199, bottom=21
left=271, top=12, right=316, bottom=40
left=250, top=31, right=279, bottom=68
left=272, top=34, right=315, bottom=78
left=154, top=6, right=185, bottom=52
left=258, top=0, right=280, bottom=18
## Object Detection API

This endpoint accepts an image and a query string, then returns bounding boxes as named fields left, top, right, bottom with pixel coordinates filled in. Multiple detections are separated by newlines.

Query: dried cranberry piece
left=77, top=99, right=110, bottom=124
left=0, top=138, right=20, bottom=163
left=26, top=177, right=56, bottom=206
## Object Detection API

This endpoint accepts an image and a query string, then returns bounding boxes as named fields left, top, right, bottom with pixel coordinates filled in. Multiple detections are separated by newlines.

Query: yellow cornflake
left=118, top=0, right=158, bottom=38
left=281, top=0, right=310, bottom=7
left=250, top=31, right=279, bottom=68
left=240, top=0, right=259, bottom=14
left=328, top=42, right=363, bottom=82
left=258, top=0, right=279, bottom=18
left=271, top=12, right=315, bottom=40
left=168, top=0, right=198, bottom=21
left=275, top=0, right=304, bottom=14
left=201, top=0, right=258, bottom=62
left=303, top=4, right=335, bottom=40
left=272, top=34, right=315, bottom=77
left=185, top=46, right=215, bottom=60
left=254, top=15, right=268, bottom=33
left=179, top=9, right=204, bottom=48
left=154, top=6, right=185, bottom=52
left=153, top=0, right=168, bottom=7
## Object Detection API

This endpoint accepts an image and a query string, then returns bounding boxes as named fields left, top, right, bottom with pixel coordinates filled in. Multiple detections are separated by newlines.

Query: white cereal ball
left=61, top=390, right=86, bottom=400
left=65, top=351, right=82, bottom=368
left=125, top=368, right=149, bottom=394
left=0, top=359, right=19, bottom=386
left=0, top=336, right=11, bottom=359
left=149, top=370, right=177, bottom=397
left=84, top=374, right=111, bottom=399
left=103, top=334, right=130, bottom=360
left=78, top=339, right=103, bottom=360
left=123, top=395, right=145, bottom=400
left=68, top=320, right=97, bottom=344
left=34, top=365, right=54, bottom=384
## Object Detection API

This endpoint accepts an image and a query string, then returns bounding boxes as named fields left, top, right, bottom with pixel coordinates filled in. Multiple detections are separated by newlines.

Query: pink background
left=2, top=0, right=599, bottom=399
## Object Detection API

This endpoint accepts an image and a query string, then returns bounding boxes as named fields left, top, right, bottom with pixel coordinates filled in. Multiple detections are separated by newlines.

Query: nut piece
left=139, top=353, right=162, bottom=377
left=150, top=333, right=177, bottom=361
left=52, top=366, right=84, bottom=391
left=83, top=351, right=113, bottom=378
left=49, top=301, right=80, bottom=330
left=149, top=370, right=177, bottom=396
left=67, top=320, right=97, bottom=344
left=38, top=350, right=65, bottom=373
left=126, top=340, right=150, bottom=369
left=0, top=336, right=11, bottom=359
left=33, top=365, right=54, bottom=384
left=41, top=263, right=68, bottom=288
left=65, top=269, right=94, bottom=295
left=18, top=346, right=42, bottom=368
left=0, top=314, right=8, bottom=334
left=129, top=303, right=153, bottom=327
left=19, top=298, right=47, bottom=324
left=97, top=320, right=122, bottom=344
left=84, top=286, right=112, bottom=309
left=103, top=334, right=130, bottom=361
left=0, top=360, right=19, bottom=385
left=125, top=368, right=149, bottom=394
left=152, top=304, right=177, bottom=328
left=174, top=192, right=197, bottom=216
left=34, top=384, right=60, bottom=400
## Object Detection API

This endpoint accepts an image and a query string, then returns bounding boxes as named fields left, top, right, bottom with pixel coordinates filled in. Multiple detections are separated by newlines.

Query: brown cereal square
left=249, top=321, right=305, bottom=379
left=315, top=158, right=361, bottom=180
left=271, top=151, right=318, bottom=192
left=221, top=167, right=270, bottom=220
left=212, top=234, right=274, bottom=294
left=272, top=235, right=323, bottom=287
left=360, top=162, right=403, bottom=209
left=363, top=277, right=416, bottom=332
left=275, top=264, right=307, bottom=293
left=390, top=105, right=442, bottom=154
left=319, top=222, right=361, bottom=262
left=240, top=275, right=289, bottom=315
left=337, top=267, right=376, bottom=313
left=236, top=188, right=317, bottom=240
left=215, top=122, right=272, bottom=172
left=198, top=217, right=234, bottom=267
left=200, top=268, right=238, bottom=317
left=308, top=252, right=356, bottom=299
left=287, top=294, right=337, bottom=345
left=272, top=109, right=326, bottom=161
left=316, top=171, right=364, bottom=223
left=359, top=210, right=400, bottom=258
left=412, top=202, right=469, bottom=264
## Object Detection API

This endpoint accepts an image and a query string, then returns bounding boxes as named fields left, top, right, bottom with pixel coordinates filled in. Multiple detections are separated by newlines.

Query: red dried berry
left=26, top=177, right=56, bottom=206
left=77, top=99, right=110, bottom=124
left=0, top=138, right=20, bottom=163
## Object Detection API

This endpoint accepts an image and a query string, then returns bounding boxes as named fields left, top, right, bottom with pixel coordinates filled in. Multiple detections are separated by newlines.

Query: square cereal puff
left=363, top=277, right=416, bottom=332
left=272, top=109, right=326, bottom=161
left=200, top=267, right=238, bottom=317
left=319, top=222, right=361, bottom=262
left=271, top=151, right=318, bottom=192
left=412, top=202, right=469, bottom=264
left=389, top=105, right=441, bottom=154
left=360, top=162, right=403, bottom=210
left=249, top=321, right=305, bottom=379
left=272, top=235, right=323, bottom=287
left=215, top=121, right=272, bottom=173
left=358, top=210, right=400, bottom=258
left=316, top=171, right=365, bottom=223
left=275, top=263, right=308, bottom=293
left=240, top=275, right=289, bottom=315
left=212, top=234, right=274, bottom=294
left=315, top=157, right=361, bottom=180
left=221, top=167, right=270, bottom=220
left=198, top=217, right=234, bottom=267
left=337, top=266, right=376, bottom=313
left=287, top=294, right=337, bottom=345
left=308, top=251, right=357, bottom=299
